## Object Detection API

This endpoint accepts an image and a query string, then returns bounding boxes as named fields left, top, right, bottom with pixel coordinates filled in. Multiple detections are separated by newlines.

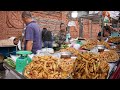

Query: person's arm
left=49, top=31, right=53, bottom=41
left=56, top=32, right=60, bottom=43
left=42, top=30, right=44, bottom=40
left=97, top=32, right=101, bottom=41
left=26, top=40, right=33, bottom=51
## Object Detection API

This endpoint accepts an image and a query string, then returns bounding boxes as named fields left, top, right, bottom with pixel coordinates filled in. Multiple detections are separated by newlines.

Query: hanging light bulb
left=71, top=11, right=78, bottom=18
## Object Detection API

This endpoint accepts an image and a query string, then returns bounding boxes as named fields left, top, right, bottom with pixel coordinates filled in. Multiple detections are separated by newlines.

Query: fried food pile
left=59, top=58, right=75, bottom=78
left=81, top=39, right=112, bottom=50
left=59, top=47, right=81, bottom=56
left=24, top=56, right=74, bottom=79
left=80, top=39, right=98, bottom=50
left=80, top=43, right=96, bottom=50
left=97, top=41, right=111, bottom=49
left=80, top=37, right=120, bottom=50
left=108, top=37, right=120, bottom=43
left=81, top=39, right=116, bottom=50
left=86, top=39, right=98, bottom=44
left=73, top=52, right=110, bottom=79
left=98, top=50, right=119, bottom=62
left=110, top=45, right=120, bottom=51
left=24, top=51, right=112, bottom=79
left=116, top=45, right=120, bottom=51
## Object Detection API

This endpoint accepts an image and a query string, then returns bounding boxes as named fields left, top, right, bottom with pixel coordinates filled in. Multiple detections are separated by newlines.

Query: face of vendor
left=60, top=24, right=66, bottom=31
left=22, top=17, right=27, bottom=24
left=104, top=30, right=110, bottom=37
left=13, top=38, right=19, bottom=45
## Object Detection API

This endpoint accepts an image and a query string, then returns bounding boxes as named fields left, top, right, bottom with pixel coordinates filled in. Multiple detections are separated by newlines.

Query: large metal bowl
left=60, top=52, right=71, bottom=58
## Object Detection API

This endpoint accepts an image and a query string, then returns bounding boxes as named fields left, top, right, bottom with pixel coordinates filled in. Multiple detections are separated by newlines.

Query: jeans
left=44, top=41, right=53, bottom=48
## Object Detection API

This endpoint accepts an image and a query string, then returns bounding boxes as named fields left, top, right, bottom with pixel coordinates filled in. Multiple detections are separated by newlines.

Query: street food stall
left=0, top=11, right=120, bottom=79
left=1, top=45, right=120, bottom=79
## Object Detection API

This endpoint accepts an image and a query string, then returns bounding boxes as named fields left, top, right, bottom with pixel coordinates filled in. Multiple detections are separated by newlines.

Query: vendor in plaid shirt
left=57, top=23, right=67, bottom=47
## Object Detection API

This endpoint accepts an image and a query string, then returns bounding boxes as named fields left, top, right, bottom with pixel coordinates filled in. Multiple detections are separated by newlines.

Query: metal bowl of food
left=109, top=43, right=116, bottom=49
left=60, top=51, right=71, bottom=58
left=97, top=45, right=105, bottom=52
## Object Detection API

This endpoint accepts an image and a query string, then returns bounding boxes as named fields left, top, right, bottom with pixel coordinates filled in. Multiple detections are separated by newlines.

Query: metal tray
left=108, top=59, right=120, bottom=63
left=117, top=51, right=120, bottom=53
left=107, top=59, right=120, bottom=79
left=3, top=62, right=26, bottom=79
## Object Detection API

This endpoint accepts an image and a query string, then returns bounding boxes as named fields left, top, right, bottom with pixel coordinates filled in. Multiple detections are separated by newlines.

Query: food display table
left=2, top=40, right=120, bottom=79
left=2, top=54, right=120, bottom=79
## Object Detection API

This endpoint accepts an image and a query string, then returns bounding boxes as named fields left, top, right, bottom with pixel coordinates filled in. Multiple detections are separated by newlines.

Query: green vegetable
left=61, top=44, right=68, bottom=49
left=4, top=58, right=16, bottom=68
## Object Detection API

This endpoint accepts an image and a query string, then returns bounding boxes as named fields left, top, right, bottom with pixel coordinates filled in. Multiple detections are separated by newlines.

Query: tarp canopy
left=108, top=11, right=119, bottom=20
left=88, top=11, right=120, bottom=20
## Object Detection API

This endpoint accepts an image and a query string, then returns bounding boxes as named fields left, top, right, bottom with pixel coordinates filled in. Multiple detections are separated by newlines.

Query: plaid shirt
left=57, top=30, right=66, bottom=46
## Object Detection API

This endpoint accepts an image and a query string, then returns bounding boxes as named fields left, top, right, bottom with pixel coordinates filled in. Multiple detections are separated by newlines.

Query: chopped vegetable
left=4, top=58, right=16, bottom=68
left=61, top=44, right=69, bottom=49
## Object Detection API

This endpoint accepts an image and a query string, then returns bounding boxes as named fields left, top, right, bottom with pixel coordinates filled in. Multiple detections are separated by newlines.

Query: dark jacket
left=98, top=32, right=105, bottom=37
left=42, top=29, right=52, bottom=42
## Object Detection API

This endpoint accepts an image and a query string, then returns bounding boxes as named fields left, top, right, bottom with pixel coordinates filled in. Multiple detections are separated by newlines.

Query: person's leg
left=48, top=41, right=53, bottom=48
left=47, top=41, right=50, bottom=48
left=44, top=41, right=48, bottom=48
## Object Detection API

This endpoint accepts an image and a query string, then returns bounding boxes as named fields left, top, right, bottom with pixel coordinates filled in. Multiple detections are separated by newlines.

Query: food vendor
left=21, top=11, right=42, bottom=54
left=56, top=23, right=70, bottom=47
left=97, top=26, right=111, bottom=42
left=9, top=37, right=21, bottom=50
left=42, top=28, right=53, bottom=48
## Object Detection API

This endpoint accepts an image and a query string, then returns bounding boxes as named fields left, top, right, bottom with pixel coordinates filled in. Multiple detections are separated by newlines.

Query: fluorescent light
left=71, top=11, right=78, bottom=18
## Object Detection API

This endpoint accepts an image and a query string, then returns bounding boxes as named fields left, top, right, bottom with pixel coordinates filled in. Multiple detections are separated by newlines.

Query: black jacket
left=42, top=30, right=52, bottom=42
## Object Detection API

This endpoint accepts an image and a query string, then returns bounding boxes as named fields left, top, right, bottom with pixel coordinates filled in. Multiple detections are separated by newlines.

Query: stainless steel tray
left=3, top=62, right=26, bottom=79
left=107, top=59, right=120, bottom=79
left=108, top=59, right=120, bottom=63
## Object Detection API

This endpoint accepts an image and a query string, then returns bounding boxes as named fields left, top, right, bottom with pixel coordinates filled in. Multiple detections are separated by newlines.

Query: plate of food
left=23, top=55, right=74, bottom=79
left=98, top=50, right=120, bottom=63
left=73, top=52, right=110, bottom=79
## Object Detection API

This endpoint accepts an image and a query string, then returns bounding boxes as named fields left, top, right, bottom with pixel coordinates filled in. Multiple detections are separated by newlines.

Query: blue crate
left=0, top=46, right=17, bottom=57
